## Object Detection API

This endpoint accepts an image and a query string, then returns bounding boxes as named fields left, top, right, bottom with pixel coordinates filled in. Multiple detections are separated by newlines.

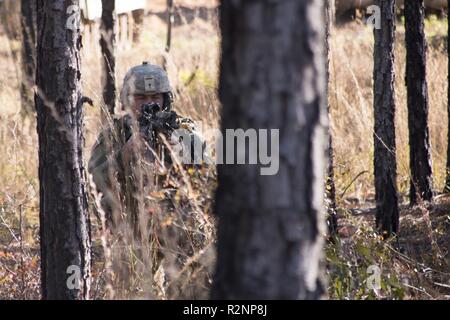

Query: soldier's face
left=131, top=93, right=164, bottom=115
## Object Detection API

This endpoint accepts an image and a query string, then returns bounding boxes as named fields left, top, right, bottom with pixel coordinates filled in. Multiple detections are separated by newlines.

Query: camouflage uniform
left=88, top=62, right=209, bottom=229
left=88, top=63, right=213, bottom=297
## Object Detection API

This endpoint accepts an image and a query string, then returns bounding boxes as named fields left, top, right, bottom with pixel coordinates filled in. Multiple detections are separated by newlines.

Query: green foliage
left=327, top=211, right=406, bottom=300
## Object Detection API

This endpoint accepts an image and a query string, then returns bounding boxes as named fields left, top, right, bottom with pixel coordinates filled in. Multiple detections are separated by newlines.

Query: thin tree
left=36, top=0, right=91, bottom=299
left=131, top=8, right=145, bottom=45
left=0, top=0, right=21, bottom=89
left=163, top=0, right=174, bottom=71
left=405, top=0, right=434, bottom=205
left=165, top=0, right=174, bottom=53
left=445, top=0, right=450, bottom=193
left=100, top=0, right=117, bottom=116
left=325, top=0, right=338, bottom=239
left=373, top=0, right=399, bottom=237
left=0, top=0, right=21, bottom=41
left=212, top=0, right=327, bottom=299
left=20, top=0, right=37, bottom=117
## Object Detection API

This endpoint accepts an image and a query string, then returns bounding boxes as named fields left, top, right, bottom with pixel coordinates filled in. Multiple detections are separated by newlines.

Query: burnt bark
left=36, top=0, right=91, bottom=300
left=373, top=0, right=399, bottom=237
left=325, top=0, right=338, bottom=240
left=131, top=9, right=144, bottom=44
left=212, top=0, right=327, bottom=299
left=100, top=0, right=117, bottom=116
left=405, top=0, right=434, bottom=205
left=163, top=0, right=174, bottom=71
left=166, top=0, right=174, bottom=53
left=445, top=0, right=450, bottom=193
left=0, top=0, right=21, bottom=41
left=20, top=0, right=37, bottom=116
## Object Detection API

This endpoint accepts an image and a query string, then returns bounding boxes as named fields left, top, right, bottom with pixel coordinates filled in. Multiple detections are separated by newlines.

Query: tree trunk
left=100, top=0, right=117, bottom=116
left=20, top=0, right=37, bottom=116
left=325, top=0, right=338, bottom=239
left=445, top=0, right=450, bottom=193
left=163, top=0, right=174, bottom=71
left=131, top=9, right=145, bottom=45
left=373, top=0, right=399, bottom=237
left=405, top=0, right=434, bottom=205
left=0, top=0, right=21, bottom=41
left=212, top=0, right=327, bottom=299
left=36, top=0, right=91, bottom=300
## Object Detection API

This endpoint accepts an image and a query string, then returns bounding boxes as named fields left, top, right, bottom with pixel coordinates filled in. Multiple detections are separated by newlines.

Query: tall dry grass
left=82, top=13, right=220, bottom=299
left=0, top=7, right=448, bottom=299
left=330, top=17, right=448, bottom=206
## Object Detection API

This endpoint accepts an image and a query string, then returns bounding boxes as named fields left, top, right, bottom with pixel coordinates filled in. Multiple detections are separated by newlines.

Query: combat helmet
left=120, top=62, right=173, bottom=110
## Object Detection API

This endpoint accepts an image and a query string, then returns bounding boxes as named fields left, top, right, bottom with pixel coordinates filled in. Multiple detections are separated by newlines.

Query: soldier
left=88, top=62, right=212, bottom=297
left=88, top=62, right=209, bottom=232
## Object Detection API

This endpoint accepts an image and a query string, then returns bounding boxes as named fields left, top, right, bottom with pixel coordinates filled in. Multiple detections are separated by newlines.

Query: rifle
left=138, top=102, right=179, bottom=148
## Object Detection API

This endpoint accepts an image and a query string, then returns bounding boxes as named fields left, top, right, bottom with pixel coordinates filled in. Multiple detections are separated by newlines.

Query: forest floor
left=328, top=195, right=450, bottom=299
left=0, top=5, right=449, bottom=299
left=1, top=195, right=448, bottom=299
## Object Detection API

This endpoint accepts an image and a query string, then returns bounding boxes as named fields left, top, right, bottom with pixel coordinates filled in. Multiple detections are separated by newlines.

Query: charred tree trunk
left=0, top=0, right=21, bottom=87
left=163, top=0, right=174, bottom=71
left=131, top=9, right=145, bottom=45
left=165, top=0, right=174, bottom=53
left=212, top=0, right=327, bottom=299
left=325, top=0, right=338, bottom=240
left=36, top=0, right=91, bottom=300
left=405, top=0, right=434, bottom=205
left=445, top=0, right=450, bottom=193
left=0, top=0, right=21, bottom=41
left=373, top=0, right=399, bottom=237
left=20, top=0, right=37, bottom=116
left=100, top=0, right=117, bottom=116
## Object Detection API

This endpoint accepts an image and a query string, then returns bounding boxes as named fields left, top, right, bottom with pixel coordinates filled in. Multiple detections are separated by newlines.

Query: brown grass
left=0, top=7, right=448, bottom=299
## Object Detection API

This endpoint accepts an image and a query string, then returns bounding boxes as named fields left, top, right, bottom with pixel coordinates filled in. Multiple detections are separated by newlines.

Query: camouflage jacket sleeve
left=88, top=128, right=115, bottom=192
left=88, top=119, right=129, bottom=213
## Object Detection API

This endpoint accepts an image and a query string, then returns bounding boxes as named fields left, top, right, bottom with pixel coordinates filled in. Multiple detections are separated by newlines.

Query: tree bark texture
left=100, top=0, right=117, bottom=116
left=405, top=0, right=434, bottom=205
left=36, top=0, right=91, bottom=300
left=373, top=0, right=399, bottom=237
left=212, top=0, right=327, bottom=300
left=20, top=0, right=37, bottom=116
